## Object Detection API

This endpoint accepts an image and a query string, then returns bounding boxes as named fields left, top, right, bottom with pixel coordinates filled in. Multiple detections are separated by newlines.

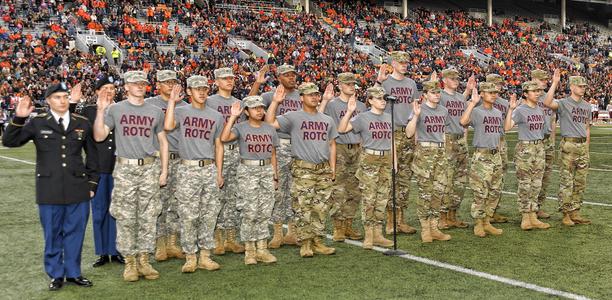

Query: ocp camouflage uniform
left=469, top=150, right=503, bottom=218
left=558, top=139, right=589, bottom=212
left=356, top=153, right=391, bottom=226
left=537, top=135, right=555, bottom=207
left=444, top=135, right=468, bottom=212
left=330, top=144, right=361, bottom=222
left=514, top=142, right=545, bottom=212
left=413, top=146, right=448, bottom=219
left=291, top=161, right=334, bottom=240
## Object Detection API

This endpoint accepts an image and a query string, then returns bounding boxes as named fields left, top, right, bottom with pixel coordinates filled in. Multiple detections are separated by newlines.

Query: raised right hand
left=255, top=64, right=270, bottom=84
left=347, top=94, right=357, bottom=112
left=15, top=95, right=34, bottom=118
left=230, top=101, right=243, bottom=117
left=97, top=90, right=111, bottom=111
left=272, top=85, right=286, bottom=104
left=470, top=87, right=480, bottom=106
left=377, top=64, right=390, bottom=83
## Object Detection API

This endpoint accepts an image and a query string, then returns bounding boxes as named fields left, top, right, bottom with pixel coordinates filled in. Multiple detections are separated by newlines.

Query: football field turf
left=1, top=127, right=611, bottom=300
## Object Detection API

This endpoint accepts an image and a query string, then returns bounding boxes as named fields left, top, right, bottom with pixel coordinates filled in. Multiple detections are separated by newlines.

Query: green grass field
left=1, top=127, right=611, bottom=300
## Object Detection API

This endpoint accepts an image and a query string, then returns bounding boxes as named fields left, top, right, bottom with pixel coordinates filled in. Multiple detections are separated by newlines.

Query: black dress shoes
left=49, top=278, right=63, bottom=291
left=66, top=276, right=93, bottom=287
left=93, top=255, right=110, bottom=267
left=111, top=254, right=125, bottom=264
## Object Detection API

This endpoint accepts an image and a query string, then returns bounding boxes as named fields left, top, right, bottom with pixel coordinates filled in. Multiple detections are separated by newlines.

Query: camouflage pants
left=356, top=153, right=391, bottom=226
left=329, top=144, right=361, bottom=220
left=270, top=142, right=293, bottom=223
left=514, top=142, right=545, bottom=213
left=236, top=164, right=275, bottom=242
left=216, top=147, right=240, bottom=230
left=494, top=137, right=508, bottom=212
left=443, top=134, right=468, bottom=212
left=391, top=131, right=414, bottom=209
left=110, top=161, right=161, bottom=256
left=156, top=157, right=180, bottom=238
left=412, top=146, right=448, bottom=219
left=558, top=140, right=589, bottom=212
left=175, top=163, right=222, bottom=253
left=290, top=161, right=334, bottom=241
left=537, top=137, right=555, bottom=207
left=469, top=151, right=503, bottom=219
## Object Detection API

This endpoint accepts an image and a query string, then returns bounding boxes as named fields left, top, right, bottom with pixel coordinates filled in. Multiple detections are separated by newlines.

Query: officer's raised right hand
left=272, top=85, right=286, bottom=104
left=15, top=95, right=34, bottom=118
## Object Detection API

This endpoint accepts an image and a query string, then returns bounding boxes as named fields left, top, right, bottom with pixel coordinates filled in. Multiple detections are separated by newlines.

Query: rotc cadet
left=532, top=69, right=556, bottom=219
left=207, top=67, right=245, bottom=255
left=318, top=72, right=366, bottom=241
left=439, top=69, right=475, bottom=229
left=80, top=75, right=125, bottom=267
left=3, top=84, right=98, bottom=290
left=337, top=87, right=394, bottom=249
left=266, top=83, right=338, bottom=258
left=255, top=64, right=301, bottom=248
left=504, top=81, right=551, bottom=230
left=405, top=81, right=452, bottom=243
left=93, top=70, right=169, bottom=282
left=221, top=96, right=279, bottom=265
left=376, top=51, right=417, bottom=235
left=543, top=71, right=592, bottom=226
left=460, top=83, right=504, bottom=238
left=146, top=70, right=186, bottom=261
left=164, top=76, right=224, bottom=273
left=485, top=74, right=510, bottom=223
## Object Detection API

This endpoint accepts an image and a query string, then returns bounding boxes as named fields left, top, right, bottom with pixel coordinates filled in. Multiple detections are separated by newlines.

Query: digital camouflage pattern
left=558, top=140, right=589, bottom=212
left=236, top=164, right=275, bottom=242
left=110, top=162, right=161, bottom=255
left=329, top=145, right=361, bottom=221
left=270, top=142, right=293, bottom=223
left=412, top=146, right=447, bottom=219
left=443, top=135, right=469, bottom=212
left=157, top=158, right=180, bottom=238
left=216, top=148, right=241, bottom=230
left=174, top=163, right=222, bottom=253
left=514, top=142, right=545, bottom=213
left=355, top=153, right=391, bottom=226
left=469, top=152, right=503, bottom=219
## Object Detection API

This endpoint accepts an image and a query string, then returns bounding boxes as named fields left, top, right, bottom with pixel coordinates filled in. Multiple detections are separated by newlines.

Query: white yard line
left=506, top=162, right=612, bottom=172
left=0, top=155, right=35, bottom=165
left=500, top=191, right=612, bottom=207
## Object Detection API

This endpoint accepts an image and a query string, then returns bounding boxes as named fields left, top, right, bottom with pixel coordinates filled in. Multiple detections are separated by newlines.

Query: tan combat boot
left=268, top=223, right=284, bottom=249
left=344, top=218, right=363, bottom=240
left=473, top=218, right=486, bottom=238
left=256, top=240, right=277, bottom=263
left=419, top=218, right=432, bottom=243
left=213, top=229, right=225, bottom=255
left=137, top=253, right=160, bottom=280
left=448, top=209, right=469, bottom=228
left=385, top=207, right=395, bottom=234
left=490, top=212, right=509, bottom=223
left=166, top=233, right=185, bottom=259
left=372, top=225, right=394, bottom=247
left=362, top=225, right=374, bottom=250
left=123, top=255, right=139, bottom=282
left=483, top=216, right=503, bottom=235
left=283, top=222, right=298, bottom=245
left=438, top=212, right=450, bottom=230
left=536, top=210, right=550, bottom=219
left=224, top=229, right=245, bottom=253
left=430, top=218, right=451, bottom=241
left=198, top=250, right=220, bottom=270
left=244, top=241, right=257, bottom=265
left=396, top=208, right=417, bottom=234
left=561, top=212, right=575, bottom=226
left=181, top=254, right=197, bottom=273
left=300, top=239, right=314, bottom=258
left=529, top=212, right=551, bottom=229
left=332, top=218, right=346, bottom=242
left=154, top=237, right=167, bottom=261
left=569, top=210, right=591, bottom=225
left=521, top=213, right=534, bottom=230
left=312, top=237, right=336, bottom=255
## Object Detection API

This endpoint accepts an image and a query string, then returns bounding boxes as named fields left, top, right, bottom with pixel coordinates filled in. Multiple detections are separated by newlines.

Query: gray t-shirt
left=350, top=111, right=392, bottom=151
left=232, top=122, right=279, bottom=160
left=104, top=100, right=165, bottom=159
left=277, top=110, right=339, bottom=164
left=382, top=76, right=418, bottom=127
left=440, top=90, right=466, bottom=134
left=493, top=97, right=509, bottom=136
left=174, top=105, right=224, bottom=160
left=409, top=103, right=449, bottom=143
left=537, top=95, right=554, bottom=135
left=262, top=88, right=302, bottom=140
left=469, top=106, right=503, bottom=149
left=512, top=104, right=545, bottom=141
left=206, top=94, right=244, bottom=145
left=324, top=97, right=366, bottom=145
left=145, top=95, right=187, bottom=152
left=555, top=97, right=591, bottom=138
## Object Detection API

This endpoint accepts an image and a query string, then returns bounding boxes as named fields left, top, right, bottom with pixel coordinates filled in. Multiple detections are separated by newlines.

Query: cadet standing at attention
left=504, top=81, right=551, bottom=230
left=266, top=83, right=338, bottom=258
left=164, top=76, right=225, bottom=273
left=222, top=96, right=279, bottom=265
left=337, top=87, right=394, bottom=250
left=318, top=72, right=366, bottom=242
left=94, top=71, right=169, bottom=282
left=146, top=70, right=186, bottom=261
left=460, top=83, right=504, bottom=238
left=405, top=80, right=452, bottom=243
left=543, top=70, right=592, bottom=226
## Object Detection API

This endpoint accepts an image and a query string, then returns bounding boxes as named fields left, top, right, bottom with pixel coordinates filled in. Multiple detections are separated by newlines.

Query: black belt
left=519, top=140, right=544, bottom=145
left=446, top=133, right=464, bottom=140
left=562, top=137, right=587, bottom=143
left=475, top=148, right=499, bottom=155
left=338, top=144, right=360, bottom=149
